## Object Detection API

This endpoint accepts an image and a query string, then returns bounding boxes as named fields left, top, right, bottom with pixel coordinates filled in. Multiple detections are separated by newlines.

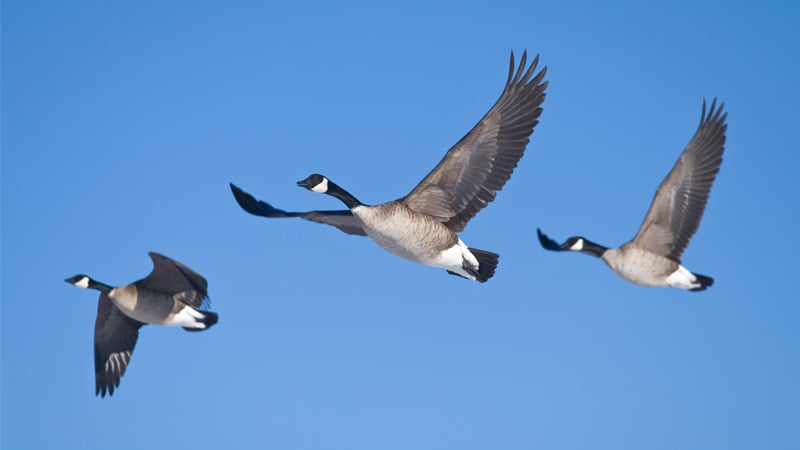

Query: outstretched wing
left=94, top=294, right=144, bottom=397
left=230, top=182, right=367, bottom=236
left=139, top=252, right=208, bottom=307
left=633, top=99, right=727, bottom=261
left=403, top=51, right=548, bottom=232
left=536, top=228, right=567, bottom=251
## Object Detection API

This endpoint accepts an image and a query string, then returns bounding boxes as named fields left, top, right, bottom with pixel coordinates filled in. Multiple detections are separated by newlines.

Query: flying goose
left=231, top=50, right=547, bottom=282
left=537, top=99, right=727, bottom=291
left=65, top=252, right=219, bottom=397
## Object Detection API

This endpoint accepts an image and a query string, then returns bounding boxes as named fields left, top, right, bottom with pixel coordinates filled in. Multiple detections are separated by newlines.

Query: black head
left=65, top=274, right=91, bottom=288
left=297, top=174, right=328, bottom=193
left=65, top=274, right=113, bottom=292
left=561, top=236, right=587, bottom=251
left=536, top=228, right=607, bottom=258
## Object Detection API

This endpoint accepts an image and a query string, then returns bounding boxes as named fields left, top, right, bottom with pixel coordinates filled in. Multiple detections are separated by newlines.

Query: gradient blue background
left=2, top=1, right=798, bottom=449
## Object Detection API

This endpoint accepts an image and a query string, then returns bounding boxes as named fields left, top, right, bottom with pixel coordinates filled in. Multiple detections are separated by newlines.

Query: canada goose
left=537, top=99, right=726, bottom=291
left=231, top=51, right=547, bottom=282
left=65, top=252, right=219, bottom=397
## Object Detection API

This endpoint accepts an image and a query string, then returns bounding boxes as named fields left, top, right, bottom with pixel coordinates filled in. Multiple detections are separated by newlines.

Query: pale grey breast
left=602, top=246, right=678, bottom=287
left=110, top=285, right=178, bottom=325
left=353, top=202, right=458, bottom=263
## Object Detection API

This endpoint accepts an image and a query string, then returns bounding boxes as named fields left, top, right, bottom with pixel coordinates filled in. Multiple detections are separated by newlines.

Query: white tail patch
left=166, top=307, right=207, bottom=329
left=431, top=238, right=478, bottom=281
left=666, top=265, right=699, bottom=290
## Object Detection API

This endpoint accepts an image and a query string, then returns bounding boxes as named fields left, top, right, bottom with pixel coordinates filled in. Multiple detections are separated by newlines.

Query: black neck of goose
left=581, top=239, right=609, bottom=258
left=89, top=278, right=113, bottom=294
left=326, top=181, right=364, bottom=209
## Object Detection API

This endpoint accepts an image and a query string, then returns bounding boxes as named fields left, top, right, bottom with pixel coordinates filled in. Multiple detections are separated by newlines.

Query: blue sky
left=2, top=1, right=798, bottom=449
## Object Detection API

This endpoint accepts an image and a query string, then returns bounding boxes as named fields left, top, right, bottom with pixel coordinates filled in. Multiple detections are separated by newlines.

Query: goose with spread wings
left=65, top=252, right=218, bottom=397
left=537, top=99, right=727, bottom=291
left=231, top=51, right=547, bottom=282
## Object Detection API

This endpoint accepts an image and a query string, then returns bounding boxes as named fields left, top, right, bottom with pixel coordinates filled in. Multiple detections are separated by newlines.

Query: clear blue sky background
left=2, top=1, right=798, bottom=449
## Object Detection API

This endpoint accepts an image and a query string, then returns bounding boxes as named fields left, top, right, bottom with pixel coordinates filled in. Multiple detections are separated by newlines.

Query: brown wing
left=94, top=293, right=144, bottom=397
left=138, top=252, right=208, bottom=308
left=230, top=182, right=367, bottom=236
left=403, top=51, right=548, bottom=232
left=633, top=99, right=727, bottom=261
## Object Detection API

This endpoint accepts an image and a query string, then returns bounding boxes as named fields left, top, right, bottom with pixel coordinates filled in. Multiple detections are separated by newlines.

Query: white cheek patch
left=569, top=239, right=584, bottom=251
left=75, top=276, right=90, bottom=289
left=311, top=178, right=329, bottom=193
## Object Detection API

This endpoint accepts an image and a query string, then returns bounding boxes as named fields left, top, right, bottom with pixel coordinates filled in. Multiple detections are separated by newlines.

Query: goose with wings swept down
left=231, top=51, right=547, bottom=282
left=537, top=99, right=727, bottom=291
left=65, top=252, right=218, bottom=397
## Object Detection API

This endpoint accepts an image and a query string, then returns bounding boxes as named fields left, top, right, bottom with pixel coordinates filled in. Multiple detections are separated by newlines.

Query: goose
left=537, top=99, right=727, bottom=291
left=65, top=252, right=219, bottom=397
left=231, top=50, right=547, bottom=282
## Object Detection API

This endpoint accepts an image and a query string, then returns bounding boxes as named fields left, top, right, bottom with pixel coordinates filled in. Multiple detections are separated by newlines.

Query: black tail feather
left=689, top=273, right=714, bottom=292
left=183, top=310, right=219, bottom=332
left=469, top=247, right=499, bottom=283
